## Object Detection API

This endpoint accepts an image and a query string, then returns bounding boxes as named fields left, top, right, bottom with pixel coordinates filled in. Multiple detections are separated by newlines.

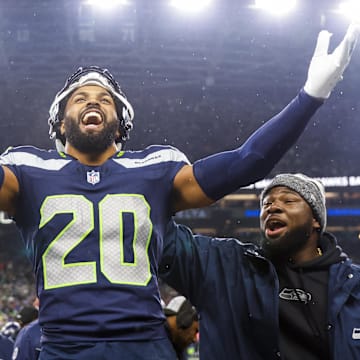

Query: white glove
left=304, top=22, right=360, bottom=99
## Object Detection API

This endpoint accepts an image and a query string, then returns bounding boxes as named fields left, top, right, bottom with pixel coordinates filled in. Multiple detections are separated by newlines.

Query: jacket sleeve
left=159, top=219, right=210, bottom=306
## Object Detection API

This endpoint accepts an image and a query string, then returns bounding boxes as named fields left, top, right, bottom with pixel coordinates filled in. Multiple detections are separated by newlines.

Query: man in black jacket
left=160, top=173, right=360, bottom=359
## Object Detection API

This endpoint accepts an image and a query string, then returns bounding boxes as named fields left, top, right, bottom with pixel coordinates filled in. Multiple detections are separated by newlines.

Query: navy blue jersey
left=0, top=334, right=13, bottom=360
left=0, top=145, right=189, bottom=343
left=12, top=320, right=41, bottom=360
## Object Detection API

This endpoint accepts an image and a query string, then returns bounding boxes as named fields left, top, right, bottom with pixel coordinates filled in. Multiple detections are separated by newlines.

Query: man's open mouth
left=265, top=219, right=286, bottom=236
left=81, top=110, right=103, bottom=125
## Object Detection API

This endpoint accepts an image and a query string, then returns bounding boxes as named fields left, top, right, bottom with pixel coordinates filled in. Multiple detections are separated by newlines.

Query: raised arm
left=172, top=23, right=359, bottom=213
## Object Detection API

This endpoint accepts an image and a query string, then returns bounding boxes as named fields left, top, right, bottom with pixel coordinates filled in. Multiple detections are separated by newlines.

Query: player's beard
left=64, top=115, right=119, bottom=154
left=260, top=222, right=313, bottom=262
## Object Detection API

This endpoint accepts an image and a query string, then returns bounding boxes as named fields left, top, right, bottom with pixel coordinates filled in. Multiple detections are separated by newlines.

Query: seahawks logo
left=279, top=287, right=311, bottom=303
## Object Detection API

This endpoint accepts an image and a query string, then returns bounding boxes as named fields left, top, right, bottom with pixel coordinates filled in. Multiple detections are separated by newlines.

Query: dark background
left=1, top=0, right=360, bottom=263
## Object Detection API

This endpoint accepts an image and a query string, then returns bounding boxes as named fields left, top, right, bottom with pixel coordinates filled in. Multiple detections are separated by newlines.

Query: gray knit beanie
left=260, top=173, right=327, bottom=233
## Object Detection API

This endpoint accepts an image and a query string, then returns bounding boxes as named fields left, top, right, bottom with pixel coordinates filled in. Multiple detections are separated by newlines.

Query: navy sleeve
left=193, top=89, right=323, bottom=200
left=0, top=335, right=14, bottom=360
left=159, top=220, right=209, bottom=306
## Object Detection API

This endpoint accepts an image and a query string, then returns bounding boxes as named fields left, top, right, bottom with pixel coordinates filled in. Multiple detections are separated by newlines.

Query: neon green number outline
left=40, top=194, right=152, bottom=289
left=40, top=195, right=95, bottom=289
left=99, top=194, right=152, bottom=285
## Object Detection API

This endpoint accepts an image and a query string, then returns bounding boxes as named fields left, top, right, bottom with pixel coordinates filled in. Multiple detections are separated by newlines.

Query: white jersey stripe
left=113, top=148, right=190, bottom=168
left=0, top=147, right=190, bottom=170
left=0, top=151, right=71, bottom=170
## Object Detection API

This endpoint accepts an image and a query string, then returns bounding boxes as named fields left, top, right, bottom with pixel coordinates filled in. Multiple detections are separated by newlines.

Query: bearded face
left=259, top=187, right=321, bottom=261
left=61, top=85, right=120, bottom=154
left=63, top=112, right=119, bottom=154
left=259, top=220, right=314, bottom=260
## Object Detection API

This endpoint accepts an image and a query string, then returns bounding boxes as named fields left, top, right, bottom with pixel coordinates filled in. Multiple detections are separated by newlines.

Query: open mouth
left=81, top=110, right=103, bottom=126
left=265, top=219, right=286, bottom=236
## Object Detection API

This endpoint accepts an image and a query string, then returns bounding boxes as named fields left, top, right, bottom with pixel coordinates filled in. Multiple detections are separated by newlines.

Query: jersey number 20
left=39, top=194, right=152, bottom=289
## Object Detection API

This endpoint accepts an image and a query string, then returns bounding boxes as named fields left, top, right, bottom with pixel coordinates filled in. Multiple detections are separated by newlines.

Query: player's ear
left=313, top=218, right=321, bottom=232
left=59, top=121, right=65, bottom=136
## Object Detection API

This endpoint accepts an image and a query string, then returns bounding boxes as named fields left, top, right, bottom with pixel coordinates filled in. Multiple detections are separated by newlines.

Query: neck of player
left=64, top=143, right=118, bottom=166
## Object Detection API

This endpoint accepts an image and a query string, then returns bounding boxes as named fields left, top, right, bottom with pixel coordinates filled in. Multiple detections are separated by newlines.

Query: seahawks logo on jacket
left=279, top=288, right=311, bottom=303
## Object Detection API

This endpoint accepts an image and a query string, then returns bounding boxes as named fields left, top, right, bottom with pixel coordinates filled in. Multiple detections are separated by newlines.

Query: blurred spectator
left=16, top=306, right=38, bottom=328
left=164, top=296, right=199, bottom=360
left=12, top=298, right=40, bottom=360
left=12, top=319, right=41, bottom=360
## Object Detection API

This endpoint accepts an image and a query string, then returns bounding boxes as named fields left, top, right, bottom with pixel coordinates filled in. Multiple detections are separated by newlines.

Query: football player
left=0, top=24, right=358, bottom=359
left=12, top=319, right=41, bottom=360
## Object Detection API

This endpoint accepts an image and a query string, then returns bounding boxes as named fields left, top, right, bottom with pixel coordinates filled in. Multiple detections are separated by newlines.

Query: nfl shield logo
left=87, top=170, right=100, bottom=185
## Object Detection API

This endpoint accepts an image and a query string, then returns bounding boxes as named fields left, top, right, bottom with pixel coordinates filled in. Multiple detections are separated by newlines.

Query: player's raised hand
left=304, top=22, right=360, bottom=99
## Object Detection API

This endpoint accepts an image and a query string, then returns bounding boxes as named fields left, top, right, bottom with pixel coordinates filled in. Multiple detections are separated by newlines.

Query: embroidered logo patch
left=87, top=170, right=100, bottom=185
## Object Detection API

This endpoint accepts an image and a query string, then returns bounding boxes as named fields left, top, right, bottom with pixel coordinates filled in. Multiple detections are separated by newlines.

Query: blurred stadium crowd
left=0, top=257, right=36, bottom=329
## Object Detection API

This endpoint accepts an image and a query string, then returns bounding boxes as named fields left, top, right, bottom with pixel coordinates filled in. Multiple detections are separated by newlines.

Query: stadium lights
left=170, top=0, right=212, bottom=13
left=252, top=0, right=297, bottom=16
left=85, top=0, right=128, bottom=10
left=336, top=1, right=360, bottom=20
